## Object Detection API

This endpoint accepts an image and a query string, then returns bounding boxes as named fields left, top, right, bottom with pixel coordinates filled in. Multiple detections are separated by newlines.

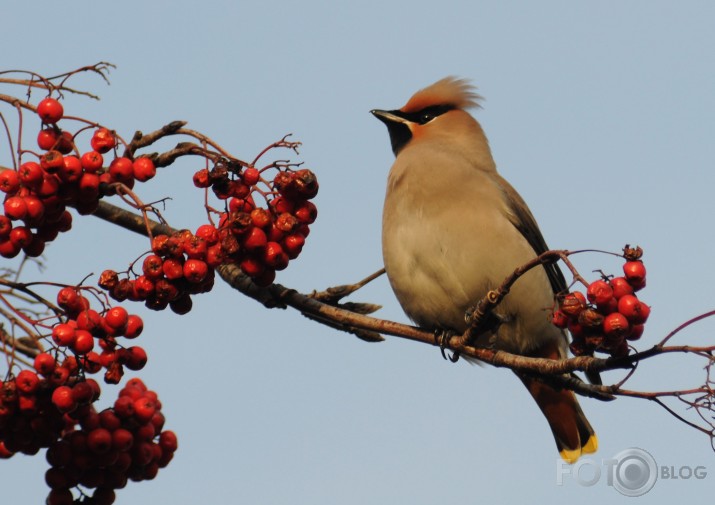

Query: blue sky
left=2, top=1, right=715, bottom=503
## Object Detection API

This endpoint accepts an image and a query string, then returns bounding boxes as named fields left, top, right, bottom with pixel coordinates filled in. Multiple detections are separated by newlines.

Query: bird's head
left=371, top=77, right=483, bottom=156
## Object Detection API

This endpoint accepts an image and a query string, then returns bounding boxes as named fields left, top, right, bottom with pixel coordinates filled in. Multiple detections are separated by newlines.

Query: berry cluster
left=0, top=97, right=157, bottom=259
left=99, top=228, right=216, bottom=315
left=552, top=247, right=650, bottom=357
left=54, top=286, right=147, bottom=385
left=0, top=359, right=175, bottom=504
left=193, top=161, right=318, bottom=286
left=97, top=153, right=319, bottom=313
left=0, top=363, right=95, bottom=458
left=44, top=379, right=176, bottom=505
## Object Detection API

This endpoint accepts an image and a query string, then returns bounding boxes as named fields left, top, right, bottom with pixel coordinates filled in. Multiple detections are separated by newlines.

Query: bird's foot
left=435, top=329, right=460, bottom=363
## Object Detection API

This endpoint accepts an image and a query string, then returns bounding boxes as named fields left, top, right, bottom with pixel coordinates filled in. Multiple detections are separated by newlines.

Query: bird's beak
left=370, top=109, right=408, bottom=125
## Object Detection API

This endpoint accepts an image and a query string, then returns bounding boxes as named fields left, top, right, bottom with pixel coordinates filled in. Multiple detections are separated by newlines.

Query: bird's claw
left=436, top=329, right=460, bottom=363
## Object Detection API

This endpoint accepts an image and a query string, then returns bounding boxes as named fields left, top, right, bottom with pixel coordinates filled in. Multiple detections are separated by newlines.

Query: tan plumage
left=372, top=77, right=597, bottom=463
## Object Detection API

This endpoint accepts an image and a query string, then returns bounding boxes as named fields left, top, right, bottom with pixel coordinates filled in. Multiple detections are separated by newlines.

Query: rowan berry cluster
left=98, top=228, right=216, bottom=315
left=0, top=72, right=319, bottom=503
left=552, top=247, right=650, bottom=357
left=0, top=97, right=157, bottom=259
left=1, top=354, right=174, bottom=504
left=193, top=159, right=318, bottom=286
left=54, top=287, right=147, bottom=384
left=44, top=378, right=175, bottom=505
left=96, top=146, right=319, bottom=312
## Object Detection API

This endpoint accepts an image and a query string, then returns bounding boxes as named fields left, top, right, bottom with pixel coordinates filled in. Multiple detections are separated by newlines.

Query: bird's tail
left=516, top=338, right=597, bottom=463
left=519, top=375, right=598, bottom=463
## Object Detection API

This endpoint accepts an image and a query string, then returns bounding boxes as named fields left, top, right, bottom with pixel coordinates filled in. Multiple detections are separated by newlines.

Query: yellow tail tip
left=559, top=434, right=598, bottom=464
left=582, top=434, right=598, bottom=455
left=559, top=447, right=581, bottom=464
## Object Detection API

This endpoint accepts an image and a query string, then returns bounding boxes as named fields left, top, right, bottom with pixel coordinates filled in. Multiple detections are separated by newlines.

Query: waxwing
left=373, top=77, right=597, bottom=463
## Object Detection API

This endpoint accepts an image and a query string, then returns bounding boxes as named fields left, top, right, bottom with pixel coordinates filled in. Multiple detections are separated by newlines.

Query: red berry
left=282, top=233, right=305, bottom=259
left=0, top=170, right=21, bottom=194
left=124, top=314, right=144, bottom=339
left=243, top=226, right=267, bottom=250
left=263, top=241, right=289, bottom=270
left=560, top=291, right=587, bottom=317
left=551, top=310, right=569, bottom=329
left=112, top=428, right=134, bottom=451
left=4, top=196, right=27, bottom=220
left=24, top=196, right=45, bottom=222
left=77, top=309, right=104, bottom=335
left=57, top=286, right=80, bottom=310
left=159, top=430, right=178, bottom=453
left=627, top=324, right=645, bottom=341
left=229, top=196, right=255, bottom=213
left=0, top=216, right=10, bottom=238
left=275, top=212, right=298, bottom=232
left=603, top=312, right=629, bottom=339
left=9, top=226, right=32, bottom=248
left=113, top=395, right=135, bottom=418
left=610, top=276, right=634, bottom=299
left=40, top=150, right=64, bottom=173
left=109, top=157, right=134, bottom=184
left=33, top=352, right=56, bottom=376
left=169, top=294, right=193, bottom=315
left=46, top=489, right=74, bottom=505
left=132, top=157, right=156, bottom=182
left=72, top=329, right=95, bottom=354
left=58, top=155, right=82, bottom=183
left=142, top=254, right=164, bottom=280
left=51, top=385, right=76, bottom=413
left=133, top=276, right=155, bottom=299
left=0, top=238, right=21, bottom=258
left=183, top=235, right=207, bottom=259
left=205, top=243, right=226, bottom=268
left=52, top=323, right=77, bottom=347
left=15, top=370, right=40, bottom=394
left=623, top=260, right=646, bottom=286
left=87, top=428, right=113, bottom=454
left=18, top=161, right=43, bottom=188
left=183, top=259, right=209, bottom=283
left=270, top=196, right=294, bottom=214
left=162, top=258, right=184, bottom=280
left=55, top=131, right=74, bottom=154
left=293, top=200, right=318, bottom=224
left=37, top=127, right=58, bottom=150
left=22, top=236, right=44, bottom=258
left=37, top=98, right=64, bottom=123
left=133, top=397, right=156, bottom=422
left=240, top=256, right=264, bottom=277
left=253, top=268, right=276, bottom=287
left=99, top=409, right=122, bottom=431
left=242, top=167, right=260, bottom=185
left=617, top=295, right=651, bottom=324
left=90, top=128, right=116, bottom=154
left=195, top=224, right=219, bottom=244
left=80, top=151, right=104, bottom=172
left=125, top=346, right=148, bottom=371
left=192, top=168, right=210, bottom=188
left=104, top=306, right=129, bottom=333
left=71, top=381, right=95, bottom=404
left=250, top=210, right=272, bottom=231
left=587, top=280, right=613, bottom=306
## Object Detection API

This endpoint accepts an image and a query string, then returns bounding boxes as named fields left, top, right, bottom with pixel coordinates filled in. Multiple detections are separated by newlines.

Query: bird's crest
left=401, top=77, right=482, bottom=113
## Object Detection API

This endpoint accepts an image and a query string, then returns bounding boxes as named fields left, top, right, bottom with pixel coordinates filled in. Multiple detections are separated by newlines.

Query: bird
left=372, top=77, right=597, bottom=463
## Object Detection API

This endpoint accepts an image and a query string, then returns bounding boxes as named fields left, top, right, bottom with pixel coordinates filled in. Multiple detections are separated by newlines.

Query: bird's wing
left=496, top=174, right=603, bottom=385
left=494, top=174, right=567, bottom=296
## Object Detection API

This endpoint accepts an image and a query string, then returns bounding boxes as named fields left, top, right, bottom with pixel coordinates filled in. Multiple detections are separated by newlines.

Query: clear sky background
left=2, top=1, right=715, bottom=503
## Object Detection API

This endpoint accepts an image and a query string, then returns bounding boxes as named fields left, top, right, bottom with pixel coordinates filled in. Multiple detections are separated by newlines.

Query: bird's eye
left=420, top=112, right=435, bottom=123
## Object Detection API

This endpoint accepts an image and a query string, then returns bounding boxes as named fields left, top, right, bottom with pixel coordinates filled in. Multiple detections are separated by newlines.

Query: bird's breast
left=381, top=151, right=560, bottom=353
